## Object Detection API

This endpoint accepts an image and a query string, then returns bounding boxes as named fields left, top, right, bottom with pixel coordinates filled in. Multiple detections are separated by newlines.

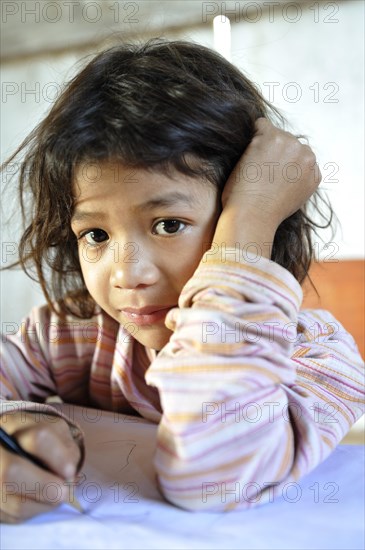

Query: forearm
left=147, top=255, right=364, bottom=511
left=0, top=333, right=57, bottom=403
left=212, top=206, right=278, bottom=261
left=147, top=253, right=302, bottom=511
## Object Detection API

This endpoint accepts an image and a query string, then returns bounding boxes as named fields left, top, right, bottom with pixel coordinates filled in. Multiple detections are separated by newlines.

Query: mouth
left=119, top=305, right=177, bottom=326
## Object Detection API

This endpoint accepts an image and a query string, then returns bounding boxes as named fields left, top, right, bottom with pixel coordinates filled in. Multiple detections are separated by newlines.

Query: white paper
left=3, top=404, right=364, bottom=550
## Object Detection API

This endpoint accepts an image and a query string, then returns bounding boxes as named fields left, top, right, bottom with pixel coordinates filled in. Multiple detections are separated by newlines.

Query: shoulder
left=298, top=307, right=356, bottom=343
left=296, top=307, right=363, bottom=367
left=22, top=302, right=120, bottom=343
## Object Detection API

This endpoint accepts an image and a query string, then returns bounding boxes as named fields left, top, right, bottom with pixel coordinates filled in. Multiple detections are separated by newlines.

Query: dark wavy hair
left=2, top=38, right=335, bottom=319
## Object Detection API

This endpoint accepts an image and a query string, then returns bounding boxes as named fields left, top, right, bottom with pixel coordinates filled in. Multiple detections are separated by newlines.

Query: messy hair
left=2, top=38, right=335, bottom=318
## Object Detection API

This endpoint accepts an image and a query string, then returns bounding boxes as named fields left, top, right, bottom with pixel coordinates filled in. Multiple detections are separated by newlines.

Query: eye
left=152, top=219, right=186, bottom=236
left=79, top=228, right=109, bottom=245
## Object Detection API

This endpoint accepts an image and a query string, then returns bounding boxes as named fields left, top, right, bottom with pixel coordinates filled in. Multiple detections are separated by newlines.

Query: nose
left=109, top=241, right=160, bottom=289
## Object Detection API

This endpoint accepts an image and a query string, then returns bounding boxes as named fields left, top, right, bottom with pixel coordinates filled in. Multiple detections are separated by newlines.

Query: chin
left=127, top=324, right=172, bottom=352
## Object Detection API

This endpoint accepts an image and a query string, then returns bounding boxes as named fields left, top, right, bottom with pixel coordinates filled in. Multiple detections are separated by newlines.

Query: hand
left=221, top=117, right=322, bottom=229
left=0, top=412, right=81, bottom=523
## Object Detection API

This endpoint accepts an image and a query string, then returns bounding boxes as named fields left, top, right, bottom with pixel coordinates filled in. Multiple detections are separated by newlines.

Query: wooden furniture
left=302, top=259, right=364, bottom=360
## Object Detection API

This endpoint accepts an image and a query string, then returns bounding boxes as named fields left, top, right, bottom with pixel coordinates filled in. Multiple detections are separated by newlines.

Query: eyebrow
left=71, top=210, right=107, bottom=223
left=71, top=192, right=196, bottom=223
left=132, top=192, right=196, bottom=212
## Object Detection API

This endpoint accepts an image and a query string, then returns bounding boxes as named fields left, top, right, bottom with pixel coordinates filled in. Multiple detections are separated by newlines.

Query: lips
left=119, top=305, right=177, bottom=326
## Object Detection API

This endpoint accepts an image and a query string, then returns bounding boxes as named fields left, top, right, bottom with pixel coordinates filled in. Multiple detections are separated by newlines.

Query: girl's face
left=71, top=161, right=221, bottom=351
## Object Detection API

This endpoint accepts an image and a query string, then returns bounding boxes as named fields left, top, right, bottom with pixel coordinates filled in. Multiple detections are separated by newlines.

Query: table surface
left=3, top=404, right=364, bottom=550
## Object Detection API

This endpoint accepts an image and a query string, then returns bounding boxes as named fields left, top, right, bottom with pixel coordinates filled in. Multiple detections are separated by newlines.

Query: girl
left=0, top=38, right=364, bottom=522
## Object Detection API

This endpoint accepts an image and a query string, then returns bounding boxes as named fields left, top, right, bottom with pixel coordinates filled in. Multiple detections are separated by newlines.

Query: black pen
left=0, top=426, right=82, bottom=512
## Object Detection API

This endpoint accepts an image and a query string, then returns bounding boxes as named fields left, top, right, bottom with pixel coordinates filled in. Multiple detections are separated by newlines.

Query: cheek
left=171, top=230, right=214, bottom=289
left=78, top=243, right=105, bottom=265
left=78, top=246, right=107, bottom=295
left=176, top=199, right=219, bottom=279
left=181, top=215, right=218, bottom=281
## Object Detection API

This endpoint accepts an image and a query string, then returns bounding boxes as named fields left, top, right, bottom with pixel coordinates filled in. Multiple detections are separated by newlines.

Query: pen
left=0, top=426, right=83, bottom=513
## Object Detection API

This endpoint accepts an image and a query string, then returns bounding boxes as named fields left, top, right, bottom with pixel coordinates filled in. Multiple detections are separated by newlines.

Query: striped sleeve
left=0, top=304, right=119, bottom=407
left=0, top=306, right=59, bottom=404
left=0, top=305, right=98, bottom=456
left=145, top=248, right=365, bottom=512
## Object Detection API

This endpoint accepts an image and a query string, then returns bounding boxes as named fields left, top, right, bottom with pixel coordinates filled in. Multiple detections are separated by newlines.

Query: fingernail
left=64, top=463, right=76, bottom=480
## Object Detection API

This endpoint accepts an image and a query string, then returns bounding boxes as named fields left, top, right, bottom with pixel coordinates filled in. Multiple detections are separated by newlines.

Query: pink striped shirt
left=1, top=250, right=364, bottom=511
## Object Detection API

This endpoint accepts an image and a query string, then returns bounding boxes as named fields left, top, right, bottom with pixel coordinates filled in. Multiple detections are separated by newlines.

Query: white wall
left=230, top=0, right=364, bottom=261
left=1, top=1, right=364, bottom=328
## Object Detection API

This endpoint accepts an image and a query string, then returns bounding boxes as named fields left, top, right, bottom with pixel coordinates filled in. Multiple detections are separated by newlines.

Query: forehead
left=72, top=161, right=215, bottom=205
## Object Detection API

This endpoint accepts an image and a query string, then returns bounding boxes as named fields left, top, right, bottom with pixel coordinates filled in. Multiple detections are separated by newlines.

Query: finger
left=254, top=119, right=296, bottom=144
left=14, top=420, right=81, bottom=480
left=1, top=448, right=72, bottom=508
left=314, top=164, right=322, bottom=185
left=297, top=135, right=309, bottom=145
left=254, top=117, right=272, bottom=134
left=299, top=145, right=321, bottom=182
left=1, top=493, right=59, bottom=523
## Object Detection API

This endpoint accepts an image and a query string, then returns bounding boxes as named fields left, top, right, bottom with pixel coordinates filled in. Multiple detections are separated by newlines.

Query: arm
left=1, top=306, right=60, bottom=404
left=0, top=306, right=85, bottom=522
left=1, top=304, right=85, bottom=454
left=145, top=120, right=365, bottom=511
left=146, top=251, right=364, bottom=511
